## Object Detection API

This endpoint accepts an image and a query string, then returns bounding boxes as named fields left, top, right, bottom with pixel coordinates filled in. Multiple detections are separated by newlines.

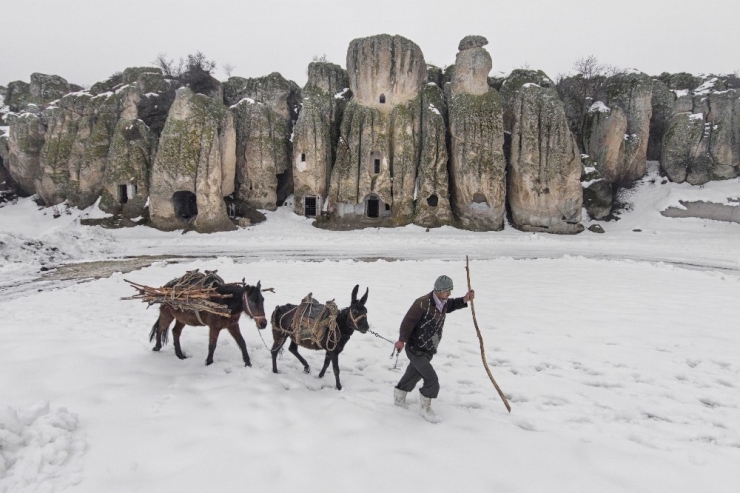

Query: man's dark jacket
left=399, top=292, right=467, bottom=354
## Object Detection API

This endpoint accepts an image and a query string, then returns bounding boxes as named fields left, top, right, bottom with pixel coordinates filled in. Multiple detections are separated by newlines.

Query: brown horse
left=150, top=281, right=267, bottom=366
left=270, top=285, right=369, bottom=390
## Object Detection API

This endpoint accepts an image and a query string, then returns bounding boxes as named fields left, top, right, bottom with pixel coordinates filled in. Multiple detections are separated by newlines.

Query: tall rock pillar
left=502, top=70, right=583, bottom=233
left=448, top=36, right=506, bottom=231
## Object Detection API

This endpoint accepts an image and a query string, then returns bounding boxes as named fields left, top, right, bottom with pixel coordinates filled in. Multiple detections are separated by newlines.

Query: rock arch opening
left=172, top=191, right=198, bottom=221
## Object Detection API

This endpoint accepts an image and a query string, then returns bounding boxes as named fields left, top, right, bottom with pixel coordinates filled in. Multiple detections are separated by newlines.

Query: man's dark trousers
left=396, top=347, right=439, bottom=398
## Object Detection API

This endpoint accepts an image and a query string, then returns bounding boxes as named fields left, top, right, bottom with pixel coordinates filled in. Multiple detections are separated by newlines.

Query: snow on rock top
left=694, top=78, right=718, bottom=95
left=589, top=101, right=611, bottom=113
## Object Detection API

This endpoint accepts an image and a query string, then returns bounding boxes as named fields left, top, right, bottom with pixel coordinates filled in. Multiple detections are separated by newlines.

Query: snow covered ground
left=1, top=164, right=739, bottom=492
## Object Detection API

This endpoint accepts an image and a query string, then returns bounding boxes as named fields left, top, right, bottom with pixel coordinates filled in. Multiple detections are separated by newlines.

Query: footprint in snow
left=514, top=419, right=540, bottom=432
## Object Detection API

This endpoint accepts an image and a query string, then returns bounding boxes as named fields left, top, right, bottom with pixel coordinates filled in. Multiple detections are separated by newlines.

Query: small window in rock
left=385, top=203, right=390, bottom=211
left=374, top=158, right=381, bottom=174
left=118, top=185, right=128, bottom=204
left=301, top=153, right=306, bottom=162
left=367, top=198, right=379, bottom=218
left=472, top=193, right=488, bottom=204
left=304, top=196, right=317, bottom=217
left=427, top=194, right=438, bottom=207
left=379, top=94, right=386, bottom=104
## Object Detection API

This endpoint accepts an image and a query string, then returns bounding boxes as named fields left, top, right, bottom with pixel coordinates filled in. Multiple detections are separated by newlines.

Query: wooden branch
left=121, top=279, right=232, bottom=317
left=465, top=255, right=512, bottom=413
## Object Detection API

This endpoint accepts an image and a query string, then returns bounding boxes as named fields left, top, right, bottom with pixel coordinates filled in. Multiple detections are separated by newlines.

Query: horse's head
left=242, top=281, right=268, bottom=329
left=347, top=284, right=369, bottom=334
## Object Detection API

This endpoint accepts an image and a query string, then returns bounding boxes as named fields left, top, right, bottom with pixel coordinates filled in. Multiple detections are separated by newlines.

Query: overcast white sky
left=2, top=0, right=739, bottom=88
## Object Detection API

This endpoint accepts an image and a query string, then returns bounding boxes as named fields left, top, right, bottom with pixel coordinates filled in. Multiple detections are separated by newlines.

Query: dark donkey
left=270, top=285, right=369, bottom=390
left=150, top=281, right=268, bottom=366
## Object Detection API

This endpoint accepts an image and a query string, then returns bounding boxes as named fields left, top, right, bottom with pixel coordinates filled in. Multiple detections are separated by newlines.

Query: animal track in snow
left=686, top=358, right=701, bottom=368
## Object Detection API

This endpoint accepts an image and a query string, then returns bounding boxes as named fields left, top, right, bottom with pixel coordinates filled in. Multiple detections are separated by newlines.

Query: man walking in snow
left=393, top=275, right=474, bottom=422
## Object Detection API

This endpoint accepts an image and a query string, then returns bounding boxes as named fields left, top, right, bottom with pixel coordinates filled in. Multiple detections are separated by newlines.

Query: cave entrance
left=172, top=191, right=198, bottom=221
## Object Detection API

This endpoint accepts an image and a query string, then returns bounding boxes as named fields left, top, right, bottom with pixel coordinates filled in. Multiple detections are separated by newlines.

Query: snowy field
left=1, top=165, right=739, bottom=492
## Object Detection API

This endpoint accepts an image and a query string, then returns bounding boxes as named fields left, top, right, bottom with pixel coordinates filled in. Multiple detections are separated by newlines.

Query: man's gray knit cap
left=434, top=275, right=454, bottom=292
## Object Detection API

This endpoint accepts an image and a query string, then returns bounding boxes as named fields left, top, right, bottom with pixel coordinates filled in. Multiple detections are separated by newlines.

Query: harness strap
left=243, top=291, right=266, bottom=324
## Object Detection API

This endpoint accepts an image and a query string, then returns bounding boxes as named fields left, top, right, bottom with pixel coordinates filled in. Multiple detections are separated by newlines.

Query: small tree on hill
left=152, top=51, right=219, bottom=96
left=556, top=55, right=621, bottom=152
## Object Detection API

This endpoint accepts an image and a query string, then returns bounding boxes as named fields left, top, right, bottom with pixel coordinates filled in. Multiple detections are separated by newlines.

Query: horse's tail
left=149, top=319, right=169, bottom=345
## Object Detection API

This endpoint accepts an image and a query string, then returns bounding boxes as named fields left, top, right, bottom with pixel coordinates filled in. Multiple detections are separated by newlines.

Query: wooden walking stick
left=465, top=255, right=512, bottom=413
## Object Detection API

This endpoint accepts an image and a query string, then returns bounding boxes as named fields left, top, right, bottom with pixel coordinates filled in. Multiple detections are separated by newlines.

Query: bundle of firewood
left=122, top=279, right=232, bottom=317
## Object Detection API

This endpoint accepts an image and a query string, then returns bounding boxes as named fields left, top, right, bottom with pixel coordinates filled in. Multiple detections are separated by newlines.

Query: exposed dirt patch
left=43, top=255, right=196, bottom=282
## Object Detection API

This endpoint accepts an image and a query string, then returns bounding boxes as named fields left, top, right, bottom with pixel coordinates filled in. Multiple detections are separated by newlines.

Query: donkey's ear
left=351, top=284, right=359, bottom=303
left=257, top=280, right=261, bottom=289
left=360, top=287, right=368, bottom=305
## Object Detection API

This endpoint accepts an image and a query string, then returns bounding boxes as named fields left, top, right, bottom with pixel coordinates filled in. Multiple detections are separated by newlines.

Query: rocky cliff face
left=291, top=62, right=348, bottom=216
left=5, top=73, right=72, bottom=114
left=447, top=36, right=506, bottom=231
left=2, top=39, right=735, bottom=234
left=327, top=34, right=429, bottom=226
left=346, top=34, right=427, bottom=111
left=149, top=87, right=236, bottom=233
left=603, top=72, right=653, bottom=184
left=504, top=72, right=583, bottom=233
left=661, top=76, right=740, bottom=184
left=583, top=102, right=628, bottom=184
left=413, top=83, right=453, bottom=228
left=6, top=111, right=45, bottom=195
left=227, top=73, right=299, bottom=210
left=648, top=79, right=675, bottom=161
left=95, top=69, right=173, bottom=220
left=328, top=101, right=393, bottom=218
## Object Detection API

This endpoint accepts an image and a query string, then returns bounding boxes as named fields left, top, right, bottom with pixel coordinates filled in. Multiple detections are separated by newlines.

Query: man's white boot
left=394, top=388, right=409, bottom=409
left=419, top=393, right=439, bottom=423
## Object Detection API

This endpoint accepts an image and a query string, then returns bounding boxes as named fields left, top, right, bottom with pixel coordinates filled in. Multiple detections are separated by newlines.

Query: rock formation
left=602, top=71, right=653, bottom=183
left=2, top=38, right=737, bottom=235
left=661, top=76, right=740, bottom=184
left=502, top=70, right=583, bottom=233
left=149, top=87, right=236, bottom=233
left=292, top=62, right=348, bottom=216
left=583, top=101, right=628, bottom=184
left=413, top=83, right=453, bottom=228
left=5, top=81, right=33, bottom=113
left=448, top=36, right=506, bottom=230
left=346, top=34, right=427, bottom=110
left=99, top=76, right=162, bottom=219
left=227, top=73, right=299, bottom=210
left=328, top=34, right=430, bottom=226
left=648, top=79, right=675, bottom=161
